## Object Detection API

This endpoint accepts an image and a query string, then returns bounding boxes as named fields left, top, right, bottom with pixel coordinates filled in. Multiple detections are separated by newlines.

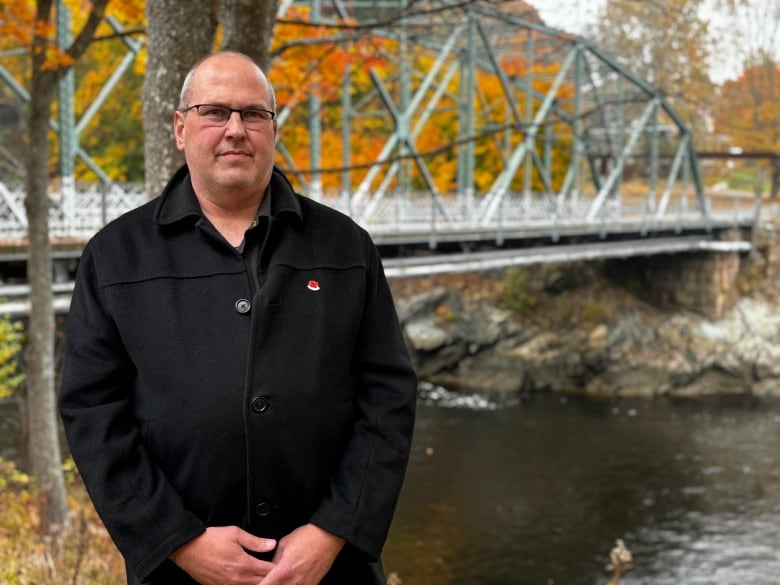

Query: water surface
left=383, top=385, right=780, bottom=585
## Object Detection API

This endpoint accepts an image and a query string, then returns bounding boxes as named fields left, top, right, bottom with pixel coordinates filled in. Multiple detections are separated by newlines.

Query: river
left=2, top=387, right=779, bottom=584
left=382, top=384, right=780, bottom=585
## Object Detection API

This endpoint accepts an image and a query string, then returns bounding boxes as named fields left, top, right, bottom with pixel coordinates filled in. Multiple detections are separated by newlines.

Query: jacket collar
left=153, top=165, right=303, bottom=228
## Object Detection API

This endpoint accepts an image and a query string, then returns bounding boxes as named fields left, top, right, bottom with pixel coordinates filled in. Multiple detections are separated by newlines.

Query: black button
left=255, top=502, right=273, bottom=517
left=251, top=396, right=270, bottom=413
left=235, top=299, right=251, bottom=314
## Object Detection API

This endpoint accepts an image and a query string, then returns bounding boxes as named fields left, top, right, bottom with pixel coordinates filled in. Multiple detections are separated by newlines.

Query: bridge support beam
left=614, top=229, right=752, bottom=319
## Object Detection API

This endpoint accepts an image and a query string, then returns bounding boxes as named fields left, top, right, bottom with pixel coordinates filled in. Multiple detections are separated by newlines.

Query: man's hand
left=169, top=525, right=277, bottom=585
left=261, top=523, right=345, bottom=585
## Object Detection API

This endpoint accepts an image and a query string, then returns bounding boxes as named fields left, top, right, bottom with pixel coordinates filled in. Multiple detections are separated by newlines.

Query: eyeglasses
left=181, top=104, right=276, bottom=127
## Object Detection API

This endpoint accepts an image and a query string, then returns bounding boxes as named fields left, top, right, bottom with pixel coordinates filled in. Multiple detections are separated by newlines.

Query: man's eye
left=202, top=107, right=228, bottom=117
left=243, top=110, right=265, bottom=121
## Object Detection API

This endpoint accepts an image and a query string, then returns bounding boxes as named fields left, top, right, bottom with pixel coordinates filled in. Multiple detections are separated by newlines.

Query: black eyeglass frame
left=181, top=104, right=277, bottom=124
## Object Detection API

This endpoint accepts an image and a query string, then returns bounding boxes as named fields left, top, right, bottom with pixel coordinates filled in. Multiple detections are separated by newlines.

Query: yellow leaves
left=0, top=458, right=126, bottom=585
left=0, top=319, right=24, bottom=400
left=2, top=0, right=142, bottom=70
left=0, top=457, right=31, bottom=490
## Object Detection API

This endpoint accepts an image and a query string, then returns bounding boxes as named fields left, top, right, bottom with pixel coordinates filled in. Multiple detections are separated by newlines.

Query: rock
left=411, top=342, right=468, bottom=379
left=404, top=316, right=450, bottom=351
left=432, top=347, right=526, bottom=394
left=395, top=282, right=780, bottom=397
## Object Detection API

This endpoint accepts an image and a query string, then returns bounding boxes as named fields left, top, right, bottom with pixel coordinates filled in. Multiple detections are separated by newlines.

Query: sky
left=530, top=0, right=604, bottom=35
left=527, top=0, right=780, bottom=83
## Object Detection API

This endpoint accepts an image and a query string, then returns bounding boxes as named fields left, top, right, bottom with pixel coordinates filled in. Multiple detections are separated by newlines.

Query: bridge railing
left=0, top=182, right=147, bottom=240
left=322, top=189, right=766, bottom=245
left=0, top=181, right=768, bottom=246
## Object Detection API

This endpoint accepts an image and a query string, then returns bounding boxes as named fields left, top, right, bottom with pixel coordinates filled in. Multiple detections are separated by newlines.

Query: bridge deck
left=0, top=187, right=771, bottom=310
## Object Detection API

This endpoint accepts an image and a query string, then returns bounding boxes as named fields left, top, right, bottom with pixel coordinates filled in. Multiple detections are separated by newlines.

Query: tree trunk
left=21, top=0, right=109, bottom=535
left=25, top=68, right=69, bottom=533
left=142, top=1, right=218, bottom=198
left=219, top=0, right=280, bottom=71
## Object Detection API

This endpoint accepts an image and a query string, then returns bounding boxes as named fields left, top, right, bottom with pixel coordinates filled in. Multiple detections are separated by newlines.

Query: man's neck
left=197, top=194, right=263, bottom=247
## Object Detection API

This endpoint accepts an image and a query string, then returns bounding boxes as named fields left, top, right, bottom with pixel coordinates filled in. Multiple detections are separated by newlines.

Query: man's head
left=174, top=52, right=277, bottom=209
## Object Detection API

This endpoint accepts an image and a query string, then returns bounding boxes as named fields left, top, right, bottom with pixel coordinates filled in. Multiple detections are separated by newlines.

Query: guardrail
left=0, top=182, right=770, bottom=248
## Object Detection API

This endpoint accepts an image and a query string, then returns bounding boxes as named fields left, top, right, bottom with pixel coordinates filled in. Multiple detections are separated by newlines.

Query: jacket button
left=235, top=299, right=251, bottom=314
left=251, top=395, right=270, bottom=413
left=255, top=502, right=273, bottom=517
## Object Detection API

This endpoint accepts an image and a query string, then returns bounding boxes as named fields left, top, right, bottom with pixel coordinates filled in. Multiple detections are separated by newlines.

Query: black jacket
left=59, top=166, right=417, bottom=584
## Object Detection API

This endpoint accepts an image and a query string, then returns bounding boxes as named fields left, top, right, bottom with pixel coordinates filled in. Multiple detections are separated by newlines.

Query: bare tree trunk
left=25, top=57, right=68, bottom=534
left=219, top=0, right=280, bottom=71
left=143, top=1, right=218, bottom=198
left=24, top=0, right=110, bottom=534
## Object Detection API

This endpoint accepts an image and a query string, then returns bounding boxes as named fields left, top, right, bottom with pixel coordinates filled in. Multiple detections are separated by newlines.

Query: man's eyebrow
left=194, top=101, right=270, bottom=107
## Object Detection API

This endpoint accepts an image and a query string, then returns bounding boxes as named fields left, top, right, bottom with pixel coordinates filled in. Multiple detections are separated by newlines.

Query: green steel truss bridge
left=0, top=0, right=767, bottom=278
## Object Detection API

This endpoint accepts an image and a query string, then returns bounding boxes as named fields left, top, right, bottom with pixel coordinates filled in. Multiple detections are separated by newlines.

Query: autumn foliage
left=1, top=1, right=577, bottom=195
left=714, top=59, right=780, bottom=153
left=4, top=2, right=778, bottom=193
left=0, top=458, right=126, bottom=585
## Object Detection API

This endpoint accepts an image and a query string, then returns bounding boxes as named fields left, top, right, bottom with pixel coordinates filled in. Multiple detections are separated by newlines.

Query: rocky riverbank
left=391, top=247, right=780, bottom=397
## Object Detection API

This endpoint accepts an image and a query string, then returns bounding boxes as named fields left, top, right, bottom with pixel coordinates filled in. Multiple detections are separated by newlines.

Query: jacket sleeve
left=310, top=239, right=417, bottom=559
left=58, top=243, right=205, bottom=581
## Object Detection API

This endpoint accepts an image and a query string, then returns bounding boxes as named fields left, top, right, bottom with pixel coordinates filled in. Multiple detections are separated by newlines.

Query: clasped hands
left=170, top=523, right=345, bottom=585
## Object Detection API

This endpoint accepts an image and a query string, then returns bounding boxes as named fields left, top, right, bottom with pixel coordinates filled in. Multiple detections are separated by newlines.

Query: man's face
left=174, top=55, right=277, bottom=205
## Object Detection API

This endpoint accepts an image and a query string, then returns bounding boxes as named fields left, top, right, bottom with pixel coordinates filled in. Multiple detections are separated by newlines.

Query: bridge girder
left=0, top=0, right=711, bottom=243
left=277, top=0, right=707, bottom=230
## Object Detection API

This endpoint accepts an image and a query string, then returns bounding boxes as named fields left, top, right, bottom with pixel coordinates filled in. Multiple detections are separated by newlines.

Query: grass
left=0, top=457, right=125, bottom=585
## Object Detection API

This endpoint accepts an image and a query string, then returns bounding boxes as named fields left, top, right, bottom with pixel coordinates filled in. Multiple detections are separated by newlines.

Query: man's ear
left=174, top=111, right=186, bottom=152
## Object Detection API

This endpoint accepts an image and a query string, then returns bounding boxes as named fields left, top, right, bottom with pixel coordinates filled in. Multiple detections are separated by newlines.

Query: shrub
left=499, top=266, right=537, bottom=315
left=0, top=457, right=125, bottom=585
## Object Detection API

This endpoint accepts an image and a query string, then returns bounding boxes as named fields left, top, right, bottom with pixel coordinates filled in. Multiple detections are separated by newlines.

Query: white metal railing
left=0, top=182, right=147, bottom=240
left=0, top=182, right=771, bottom=245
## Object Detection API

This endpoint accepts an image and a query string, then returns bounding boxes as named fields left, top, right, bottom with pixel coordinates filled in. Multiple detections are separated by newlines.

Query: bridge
left=0, top=0, right=772, bottom=307
left=0, top=179, right=764, bottom=277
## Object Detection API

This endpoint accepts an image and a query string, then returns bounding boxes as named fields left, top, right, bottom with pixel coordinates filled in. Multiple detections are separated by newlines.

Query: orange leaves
left=270, top=4, right=397, bottom=189
left=272, top=6, right=348, bottom=105
left=3, top=2, right=580, bottom=194
left=271, top=5, right=389, bottom=109
left=269, top=6, right=579, bottom=196
left=2, top=3, right=72, bottom=71
left=1, top=0, right=146, bottom=181
left=0, top=0, right=36, bottom=47
left=101, top=0, right=144, bottom=24
left=714, top=60, right=780, bottom=152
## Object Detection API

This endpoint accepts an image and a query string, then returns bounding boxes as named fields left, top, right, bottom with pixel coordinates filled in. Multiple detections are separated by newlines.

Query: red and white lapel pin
left=307, top=280, right=321, bottom=291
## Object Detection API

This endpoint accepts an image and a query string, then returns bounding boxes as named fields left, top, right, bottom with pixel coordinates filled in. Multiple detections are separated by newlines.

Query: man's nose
left=224, top=110, right=247, bottom=133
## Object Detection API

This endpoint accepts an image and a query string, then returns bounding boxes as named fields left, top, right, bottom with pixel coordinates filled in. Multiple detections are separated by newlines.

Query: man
left=59, top=51, right=417, bottom=585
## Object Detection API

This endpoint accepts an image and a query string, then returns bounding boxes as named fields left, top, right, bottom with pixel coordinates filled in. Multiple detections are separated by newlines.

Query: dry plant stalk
left=605, top=538, right=633, bottom=585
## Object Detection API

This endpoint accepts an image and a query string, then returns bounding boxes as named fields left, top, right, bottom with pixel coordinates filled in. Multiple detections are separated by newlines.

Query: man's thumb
left=237, top=530, right=277, bottom=553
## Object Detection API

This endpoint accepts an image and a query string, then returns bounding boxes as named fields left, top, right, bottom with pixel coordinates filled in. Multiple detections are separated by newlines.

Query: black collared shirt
left=237, top=188, right=272, bottom=294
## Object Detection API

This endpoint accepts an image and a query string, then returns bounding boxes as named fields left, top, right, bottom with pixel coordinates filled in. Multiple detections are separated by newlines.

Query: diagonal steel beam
left=481, top=46, right=579, bottom=224
left=586, top=98, right=659, bottom=221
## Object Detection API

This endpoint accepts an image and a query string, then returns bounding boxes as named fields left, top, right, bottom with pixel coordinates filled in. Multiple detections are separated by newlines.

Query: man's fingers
left=236, top=529, right=277, bottom=554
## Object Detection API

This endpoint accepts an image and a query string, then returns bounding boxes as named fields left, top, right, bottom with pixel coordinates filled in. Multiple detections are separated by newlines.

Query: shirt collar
left=153, top=165, right=303, bottom=228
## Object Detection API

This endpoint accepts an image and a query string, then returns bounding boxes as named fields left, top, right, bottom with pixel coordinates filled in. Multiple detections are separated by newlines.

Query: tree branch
left=275, top=0, right=524, bottom=32
left=91, top=28, right=146, bottom=43
left=277, top=120, right=570, bottom=177
left=65, top=0, right=111, bottom=65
